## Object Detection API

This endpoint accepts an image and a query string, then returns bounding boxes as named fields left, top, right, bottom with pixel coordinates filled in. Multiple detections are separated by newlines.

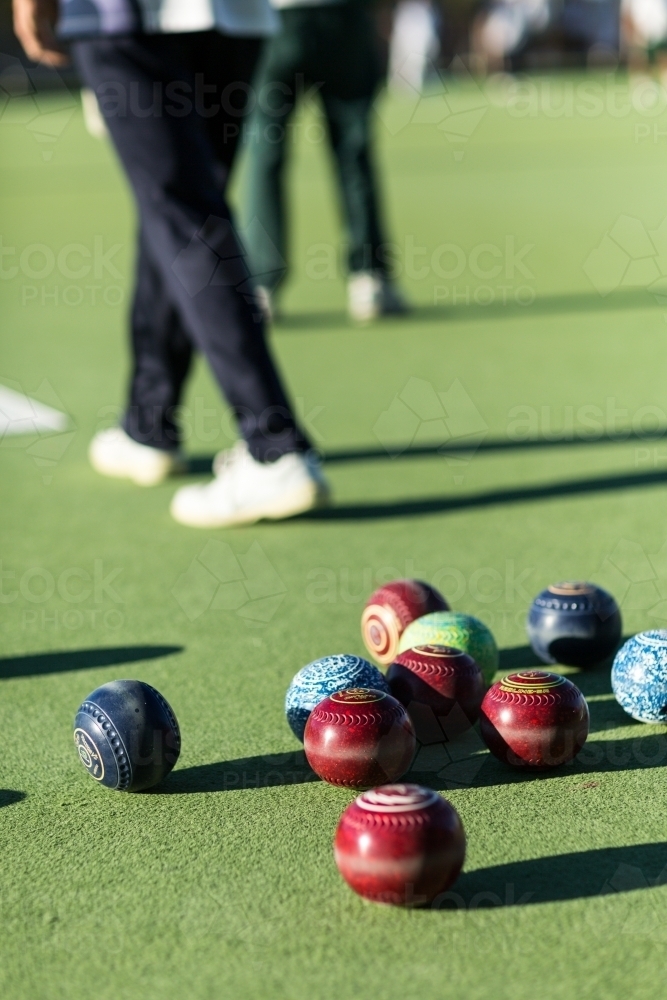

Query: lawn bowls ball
left=334, top=784, right=466, bottom=906
left=612, top=630, right=667, bottom=723
left=361, top=580, right=449, bottom=665
left=73, top=680, right=180, bottom=791
left=304, top=688, right=416, bottom=788
left=285, top=653, right=389, bottom=741
left=387, top=644, right=485, bottom=743
left=398, top=612, right=498, bottom=685
left=480, top=670, right=589, bottom=769
left=527, top=582, right=622, bottom=668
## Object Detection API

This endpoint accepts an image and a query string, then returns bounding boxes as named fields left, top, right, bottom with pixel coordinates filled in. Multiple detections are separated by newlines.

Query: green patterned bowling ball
left=398, top=612, right=498, bottom=685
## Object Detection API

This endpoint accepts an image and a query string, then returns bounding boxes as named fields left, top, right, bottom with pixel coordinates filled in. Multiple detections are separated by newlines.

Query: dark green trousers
left=242, top=3, right=387, bottom=290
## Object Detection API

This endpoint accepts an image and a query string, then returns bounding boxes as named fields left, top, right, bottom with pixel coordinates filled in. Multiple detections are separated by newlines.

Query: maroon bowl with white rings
left=333, top=784, right=466, bottom=906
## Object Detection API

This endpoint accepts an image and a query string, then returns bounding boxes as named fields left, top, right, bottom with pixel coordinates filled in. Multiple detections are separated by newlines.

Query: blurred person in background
left=621, top=0, right=667, bottom=69
left=471, top=0, right=551, bottom=70
left=242, top=0, right=410, bottom=324
left=472, top=0, right=620, bottom=68
left=388, top=0, right=441, bottom=91
left=560, top=0, right=620, bottom=61
left=12, top=0, right=330, bottom=527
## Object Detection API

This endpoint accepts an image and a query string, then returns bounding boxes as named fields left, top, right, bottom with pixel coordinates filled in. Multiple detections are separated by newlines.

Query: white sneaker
left=170, top=440, right=330, bottom=527
left=347, top=271, right=410, bottom=322
left=89, top=427, right=185, bottom=487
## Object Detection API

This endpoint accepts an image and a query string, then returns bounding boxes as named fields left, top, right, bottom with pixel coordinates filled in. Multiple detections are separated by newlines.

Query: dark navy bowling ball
left=74, top=680, right=180, bottom=791
left=526, top=582, right=622, bottom=668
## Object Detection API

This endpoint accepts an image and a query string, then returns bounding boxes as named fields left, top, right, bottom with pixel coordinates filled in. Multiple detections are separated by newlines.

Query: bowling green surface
left=3, top=72, right=667, bottom=1000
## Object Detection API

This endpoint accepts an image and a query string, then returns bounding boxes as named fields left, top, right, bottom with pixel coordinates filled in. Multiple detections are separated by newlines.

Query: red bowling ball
left=387, top=644, right=485, bottom=743
left=303, top=688, right=416, bottom=789
left=361, top=579, right=449, bottom=665
left=334, top=784, right=466, bottom=906
left=480, top=670, right=589, bottom=769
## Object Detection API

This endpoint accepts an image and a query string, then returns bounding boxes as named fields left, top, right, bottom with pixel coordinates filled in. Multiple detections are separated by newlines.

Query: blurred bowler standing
left=242, top=0, right=410, bottom=323
left=13, top=0, right=330, bottom=528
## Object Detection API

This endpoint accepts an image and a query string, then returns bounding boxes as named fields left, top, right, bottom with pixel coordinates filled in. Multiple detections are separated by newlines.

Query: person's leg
left=242, top=15, right=302, bottom=293
left=122, top=228, right=193, bottom=450
left=321, top=93, right=386, bottom=276
left=311, top=5, right=408, bottom=319
left=121, top=33, right=264, bottom=453
left=73, top=34, right=309, bottom=463
left=197, top=33, right=264, bottom=187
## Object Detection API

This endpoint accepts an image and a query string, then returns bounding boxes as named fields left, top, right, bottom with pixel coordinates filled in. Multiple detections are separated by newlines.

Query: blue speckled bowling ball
left=612, top=631, right=667, bottom=723
left=285, top=654, right=389, bottom=741
left=527, top=582, right=622, bottom=668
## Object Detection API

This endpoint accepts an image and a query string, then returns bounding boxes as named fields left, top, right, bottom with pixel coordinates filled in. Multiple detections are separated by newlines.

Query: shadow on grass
left=323, top=431, right=667, bottom=465
left=498, top=645, right=543, bottom=672
left=158, top=750, right=317, bottom=794
left=442, top=726, right=667, bottom=790
left=0, top=646, right=183, bottom=680
left=0, top=790, right=26, bottom=808
left=302, top=468, right=667, bottom=522
left=185, top=426, right=667, bottom=476
left=447, top=842, right=667, bottom=908
left=271, top=289, right=659, bottom=332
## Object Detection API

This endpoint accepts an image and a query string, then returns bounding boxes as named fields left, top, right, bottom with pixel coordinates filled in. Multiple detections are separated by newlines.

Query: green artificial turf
left=3, top=72, right=667, bottom=999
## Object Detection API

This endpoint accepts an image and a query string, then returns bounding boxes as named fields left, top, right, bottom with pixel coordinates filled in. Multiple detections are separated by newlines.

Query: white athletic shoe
left=347, top=271, right=410, bottom=322
left=170, top=440, right=330, bottom=527
left=88, top=427, right=185, bottom=486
